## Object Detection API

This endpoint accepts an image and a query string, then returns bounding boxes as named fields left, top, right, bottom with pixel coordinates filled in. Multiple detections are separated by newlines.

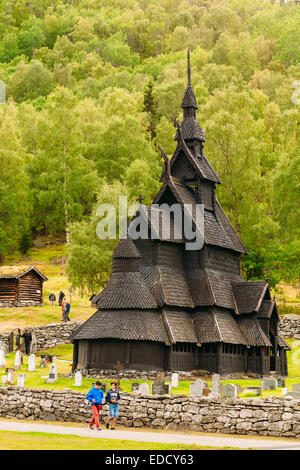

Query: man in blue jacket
left=86, top=381, right=104, bottom=430
left=105, top=381, right=121, bottom=430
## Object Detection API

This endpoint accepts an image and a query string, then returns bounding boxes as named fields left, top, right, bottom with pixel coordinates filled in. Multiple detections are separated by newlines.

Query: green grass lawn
left=0, top=430, right=235, bottom=450
left=1, top=340, right=299, bottom=397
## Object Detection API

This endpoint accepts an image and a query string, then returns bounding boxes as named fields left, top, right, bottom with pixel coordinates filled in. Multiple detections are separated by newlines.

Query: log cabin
left=70, top=53, right=290, bottom=376
left=0, top=266, right=47, bottom=307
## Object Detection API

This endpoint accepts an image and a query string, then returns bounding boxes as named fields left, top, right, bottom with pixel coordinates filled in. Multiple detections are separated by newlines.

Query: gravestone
left=46, top=362, right=58, bottom=383
left=171, top=373, right=179, bottom=388
left=261, top=378, right=277, bottom=390
left=291, top=383, right=300, bottom=399
left=0, top=349, right=5, bottom=368
left=131, top=383, right=139, bottom=392
left=28, top=354, right=36, bottom=372
left=282, top=387, right=288, bottom=396
left=277, top=378, right=286, bottom=388
left=1, top=375, right=7, bottom=385
left=164, top=383, right=172, bottom=394
left=17, top=374, right=26, bottom=387
left=190, top=379, right=204, bottom=396
left=14, top=351, right=22, bottom=370
left=212, top=374, right=221, bottom=397
left=138, top=383, right=150, bottom=395
left=6, top=368, right=14, bottom=384
left=30, top=331, right=37, bottom=355
left=151, top=380, right=165, bottom=395
left=222, top=383, right=238, bottom=398
left=74, top=371, right=82, bottom=386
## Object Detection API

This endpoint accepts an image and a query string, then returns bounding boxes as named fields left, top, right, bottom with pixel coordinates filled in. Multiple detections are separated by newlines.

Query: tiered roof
left=71, top=52, right=284, bottom=353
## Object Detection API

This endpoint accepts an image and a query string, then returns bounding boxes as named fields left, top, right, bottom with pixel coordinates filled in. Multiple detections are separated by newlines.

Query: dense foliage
left=0, top=0, right=299, bottom=290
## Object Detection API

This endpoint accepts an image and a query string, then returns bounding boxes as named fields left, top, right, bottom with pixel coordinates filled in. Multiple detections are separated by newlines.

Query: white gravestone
left=261, top=378, right=277, bottom=390
left=74, top=371, right=82, bottom=386
left=282, top=388, right=288, bottom=396
left=212, top=374, right=222, bottom=397
left=1, top=375, right=7, bottom=385
left=0, top=350, right=5, bottom=368
left=190, top=379, right=204, bottom=396
left=138, top=383, right=150, bottom=395
left=17, top=374, right=26, bottom=387
left=14, top=351, right=22, bottom=370
left=7, top=368, right=14, bottom=384
left=171, top=373, right=179, bottom=388
left=28, top=354, right=36, bottom=371
left=47, top=363, right=58, bottom=383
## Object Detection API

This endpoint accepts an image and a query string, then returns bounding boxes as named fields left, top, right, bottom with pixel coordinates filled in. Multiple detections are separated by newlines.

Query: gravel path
left=0, top=420, right=300, bottom=449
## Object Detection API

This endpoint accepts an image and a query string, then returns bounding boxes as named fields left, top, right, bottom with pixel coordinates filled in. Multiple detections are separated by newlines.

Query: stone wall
left=0, top=386, right=299, bottom=438
left=0, top=321, right=81, bottom=352
left=278, top=315, right=300, bottom=339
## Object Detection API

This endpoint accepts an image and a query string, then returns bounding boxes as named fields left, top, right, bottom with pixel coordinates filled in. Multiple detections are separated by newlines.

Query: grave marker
left=151, top=380, right=165, bottom=395
left=14, top=351, right=22, bottom=370
left=261, top=378, right=277, bottom=390
left=138, top=383, right=150, bottom=395
left=212, top=374, right=221, bottom=397
left=190, top=379, right=204, bottom=396
left=171, top=373, right=179, bottom=388
left=17, top=374, right=26, bottom=387
left=74, top=371, right=82, bottom=386
left=0, top=349, right=5, bottom=368
left=28, top=354, right=36, bottom=372
left=222, top=383, right=238, bottom=398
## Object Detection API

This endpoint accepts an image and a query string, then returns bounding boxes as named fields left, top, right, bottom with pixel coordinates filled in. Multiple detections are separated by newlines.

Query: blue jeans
left=109, top=403, right=119, bottom=418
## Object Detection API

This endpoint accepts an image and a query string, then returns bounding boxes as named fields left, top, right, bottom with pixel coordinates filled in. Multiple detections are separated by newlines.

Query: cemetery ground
left=1, top=340, right=300, bottom=397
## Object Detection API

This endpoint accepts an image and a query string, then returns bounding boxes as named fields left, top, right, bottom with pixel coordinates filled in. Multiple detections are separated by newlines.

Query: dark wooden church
left=71, top=54, right=290, bottom=376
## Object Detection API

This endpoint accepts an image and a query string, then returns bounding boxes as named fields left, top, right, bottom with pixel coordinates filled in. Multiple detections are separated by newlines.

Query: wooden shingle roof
left=193, top=309, right=247, bottom=345
left=95, top=272, right=157, bottom=309
left=70, top=309, right=170, bottom=344
left=162, top=309, right=198, bottom=344
left=237, top=316, right=272, bottom=347
left=232, top=281, right=268, bottom=315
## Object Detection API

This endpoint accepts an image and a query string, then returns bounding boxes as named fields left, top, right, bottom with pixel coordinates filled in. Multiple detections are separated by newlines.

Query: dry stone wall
left=0, top=321, right=81, bottom=352
left=278, top=315, right=300, bottom=339
left=0, top=386, right=299, bottom=438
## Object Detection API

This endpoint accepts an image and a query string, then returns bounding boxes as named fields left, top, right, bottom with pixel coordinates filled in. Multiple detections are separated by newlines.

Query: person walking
left=21, top=329, right=32, bottom=356
left=58, top=290, right=65, bottom=307
left=105, top=381, right=121, bottom=430
left=86, top=381, right=104, bottom=431
left=62, top=300, right=71, bottom=322
left=49, top=292, right=56, bottom=306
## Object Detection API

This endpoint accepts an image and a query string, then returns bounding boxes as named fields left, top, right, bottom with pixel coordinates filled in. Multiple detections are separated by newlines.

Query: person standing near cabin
left=58, top=290, right=65, bottom=306
left=62, top=300, right=71, bottom=322
left=21, top=329, right=32, bottom=356
left=86, top=381, right=104, bottom=431
left=105, top=382, right=121, bottom=430
left=49, top=292, right=56, bottom=306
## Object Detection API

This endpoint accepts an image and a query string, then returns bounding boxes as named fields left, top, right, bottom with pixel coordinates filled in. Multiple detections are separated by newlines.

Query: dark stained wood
left=71, top=54, right=288, bottom=376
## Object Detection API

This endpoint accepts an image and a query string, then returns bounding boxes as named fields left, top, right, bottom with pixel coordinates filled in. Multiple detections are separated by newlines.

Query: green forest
left=0, top=0, right=299, bottom=292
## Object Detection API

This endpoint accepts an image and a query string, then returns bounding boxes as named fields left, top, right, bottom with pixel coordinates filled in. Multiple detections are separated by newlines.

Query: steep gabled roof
left=193, top=309, right=247, bottom=345
left=278, top=335, right=291, bottom=351
left=162, top=309, right=198, bottom=344
left=114, top=238, right=141, bottom=258
left=70, top=309, right=170, bottom=344
left=95, top=272, right=157, bottom=309
left=153, top=177, right=246, bottom=254
left=237, top=315, right=272, bottom=347
left=0, top=265, right=48, bottom=281
left=232, top=281, right=269, bottom=315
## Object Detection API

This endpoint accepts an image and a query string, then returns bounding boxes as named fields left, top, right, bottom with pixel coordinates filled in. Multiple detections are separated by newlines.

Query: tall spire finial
left=187, top=50, right=191, bottom=85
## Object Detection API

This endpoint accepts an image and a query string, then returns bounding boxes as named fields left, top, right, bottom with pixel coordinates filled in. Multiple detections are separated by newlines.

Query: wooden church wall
left=87, top=339, right=166, bottom=370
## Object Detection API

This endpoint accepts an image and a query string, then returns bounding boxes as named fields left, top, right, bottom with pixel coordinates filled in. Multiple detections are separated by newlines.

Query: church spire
left=187, top=49, right=191, bottom=86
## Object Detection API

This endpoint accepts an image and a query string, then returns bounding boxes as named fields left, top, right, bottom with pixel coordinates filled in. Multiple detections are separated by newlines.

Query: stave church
left=70, top=53, right=290, bottom=376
